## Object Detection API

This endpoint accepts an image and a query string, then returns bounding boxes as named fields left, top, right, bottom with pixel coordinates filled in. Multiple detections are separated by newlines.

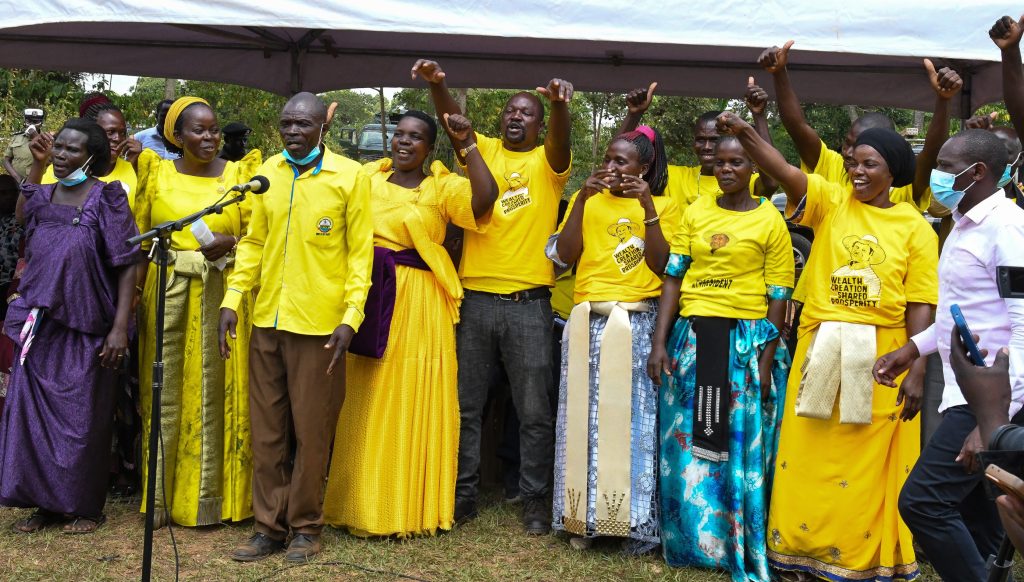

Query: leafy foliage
left=0, top=70, right=87, bottom=138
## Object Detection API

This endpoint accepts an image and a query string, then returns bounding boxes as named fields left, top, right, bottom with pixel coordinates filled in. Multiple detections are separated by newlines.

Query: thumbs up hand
left=757, top=40, right=794, bottom=74
left=744, top=76, right=769, bottom=116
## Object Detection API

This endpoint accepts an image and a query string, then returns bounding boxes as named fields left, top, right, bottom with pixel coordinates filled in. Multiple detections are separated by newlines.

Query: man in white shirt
left=874, top=129, right=1024, bottom=581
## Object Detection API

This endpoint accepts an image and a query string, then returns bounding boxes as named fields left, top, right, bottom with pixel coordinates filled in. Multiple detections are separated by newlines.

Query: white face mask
left=57, top=155, right=93, bottom=187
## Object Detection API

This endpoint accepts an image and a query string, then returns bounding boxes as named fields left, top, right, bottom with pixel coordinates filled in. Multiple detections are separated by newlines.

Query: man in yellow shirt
left=413, top=59, right=571, bottom=535
left=218, top=93, right=373, bottom=562
left=617, top=80, right=779, bottom=215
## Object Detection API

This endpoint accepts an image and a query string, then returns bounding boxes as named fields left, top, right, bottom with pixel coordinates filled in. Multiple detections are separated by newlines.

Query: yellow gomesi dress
left=323, top=158, right=487, bottom=537
left=133, top=148, right=261, bottom=527
left=767, top=174, right=938, bottom=581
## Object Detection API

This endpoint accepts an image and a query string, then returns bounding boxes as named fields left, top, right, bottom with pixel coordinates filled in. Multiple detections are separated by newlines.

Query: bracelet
left=643, top=215, right=660, bottom=226
left=231, top=236, right=239, bottom=251
left=459, top=143, right=478, bottom=158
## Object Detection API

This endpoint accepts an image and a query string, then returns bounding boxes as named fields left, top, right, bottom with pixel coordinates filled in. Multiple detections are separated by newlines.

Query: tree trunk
left=163, top=78, right=176, bottom=100
left=845, top=105, right=859, bottom=123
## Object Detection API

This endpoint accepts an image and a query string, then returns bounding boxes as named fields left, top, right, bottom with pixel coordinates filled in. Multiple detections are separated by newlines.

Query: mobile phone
left=997, top=266, right=1024, bottom=299
left=987, top=464, right=1024, bottom=500
left=951, top=304, right=986, bottom=366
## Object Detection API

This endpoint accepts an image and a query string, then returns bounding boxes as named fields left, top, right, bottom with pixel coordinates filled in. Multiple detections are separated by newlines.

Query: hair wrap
left=854, top=127, right=916, bottom=188
left=78, top=93, right=111, bottom=118
left=163, top=97, right=211, bottom=148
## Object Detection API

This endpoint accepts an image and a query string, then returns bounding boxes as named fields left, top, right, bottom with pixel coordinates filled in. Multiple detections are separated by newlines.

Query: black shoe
left=285, top=533, right=321, bottom=563
left=454, top=497, right=478, bottom=525
left=522, top=496, right=550, bottom=535
left=231, top=532, right=284, bottom=562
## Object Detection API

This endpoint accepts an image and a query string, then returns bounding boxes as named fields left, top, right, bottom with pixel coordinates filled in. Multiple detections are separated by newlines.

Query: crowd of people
left=1, top=13, right=1024, bottom=582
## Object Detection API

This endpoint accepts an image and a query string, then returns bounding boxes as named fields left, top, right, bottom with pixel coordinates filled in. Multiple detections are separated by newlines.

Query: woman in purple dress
left=0, top=118, right=139, bottom=534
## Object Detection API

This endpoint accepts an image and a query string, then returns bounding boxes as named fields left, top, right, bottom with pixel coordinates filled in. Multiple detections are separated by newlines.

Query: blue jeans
left=456, top=291, right=554, bottom=501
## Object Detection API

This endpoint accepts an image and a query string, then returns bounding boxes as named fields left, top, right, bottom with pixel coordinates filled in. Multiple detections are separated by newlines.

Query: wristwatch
left=460, top=143, right=478, bottom=158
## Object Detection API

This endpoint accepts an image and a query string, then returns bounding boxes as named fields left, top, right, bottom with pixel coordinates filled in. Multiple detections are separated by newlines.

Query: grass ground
left=0, top=492, right=1006, bottom=581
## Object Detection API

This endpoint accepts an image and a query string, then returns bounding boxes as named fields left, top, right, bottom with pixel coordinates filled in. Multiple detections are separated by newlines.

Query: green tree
left=178, top=80, right=287, bottom=155
left=0, top=70, right=86, bottom=139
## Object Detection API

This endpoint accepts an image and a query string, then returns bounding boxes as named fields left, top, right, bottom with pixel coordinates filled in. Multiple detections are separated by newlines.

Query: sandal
left=12, top=510, right=64, bottom=533
left=63, top=514, right=106, bottom=534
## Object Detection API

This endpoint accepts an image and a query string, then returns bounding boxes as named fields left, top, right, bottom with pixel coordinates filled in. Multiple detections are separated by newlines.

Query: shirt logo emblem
left=499, top=172, right=532, bottom=215
left=607, top=217, right=645, bottom=274
left=317, top=217, right=334, bottom=235
left=830, top=233, right=886, bottom=307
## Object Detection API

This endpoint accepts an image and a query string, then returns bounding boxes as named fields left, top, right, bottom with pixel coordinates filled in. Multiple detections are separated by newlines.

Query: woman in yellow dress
left=134, top=97, right=261, bottom=527
left=717, top=112, right=937, bottom=581
left=323, top=110, right=496, bottom=536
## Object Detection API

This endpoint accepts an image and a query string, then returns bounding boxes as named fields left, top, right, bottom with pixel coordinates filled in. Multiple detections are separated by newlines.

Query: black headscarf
left=854, top=127, right=916, bottom=188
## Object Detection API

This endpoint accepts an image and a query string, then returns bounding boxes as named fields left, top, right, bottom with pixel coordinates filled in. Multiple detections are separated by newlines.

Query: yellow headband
left=163, top=96, right=211, bottom=148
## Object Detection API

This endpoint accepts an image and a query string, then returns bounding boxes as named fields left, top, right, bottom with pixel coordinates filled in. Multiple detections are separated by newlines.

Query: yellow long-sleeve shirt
left=222, top=148, right=374, bottom=336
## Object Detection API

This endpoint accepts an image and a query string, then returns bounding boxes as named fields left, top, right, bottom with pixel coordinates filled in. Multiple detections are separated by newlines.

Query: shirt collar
left=953, top=190, right=1003, bottom=225
left=277, top=146, right=340, bottom=176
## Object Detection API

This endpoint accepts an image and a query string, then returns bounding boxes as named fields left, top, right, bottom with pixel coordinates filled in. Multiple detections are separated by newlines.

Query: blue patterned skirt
left=659, top=317, right=789, bottom=581
left=552, top=302, right=660, bottom=544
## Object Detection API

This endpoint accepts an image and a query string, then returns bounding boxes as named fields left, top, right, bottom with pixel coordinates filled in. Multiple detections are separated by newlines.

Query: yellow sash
left=563, top=300, right=648, bottom=537
left=796, top=320, right=876, bottom=424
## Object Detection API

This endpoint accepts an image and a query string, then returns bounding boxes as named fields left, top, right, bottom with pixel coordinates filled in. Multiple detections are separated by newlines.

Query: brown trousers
left=248, top=326, right=345, bottom=540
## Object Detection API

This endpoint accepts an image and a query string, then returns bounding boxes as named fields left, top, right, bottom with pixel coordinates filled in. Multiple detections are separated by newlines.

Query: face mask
left=282, top=124, right=325, bottom=166
left=999, top=153, right=1023, bottom=188
left=57, top=155, right=93, bottom=187
left=930, top=162, right=979, bottom=211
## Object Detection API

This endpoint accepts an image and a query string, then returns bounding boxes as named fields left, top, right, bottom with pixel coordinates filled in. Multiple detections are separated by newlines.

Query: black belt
left=466, top=287, right=551, bottom=303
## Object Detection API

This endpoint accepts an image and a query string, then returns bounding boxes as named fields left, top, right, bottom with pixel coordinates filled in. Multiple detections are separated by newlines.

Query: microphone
left=229, top=175, right=270, bottom=194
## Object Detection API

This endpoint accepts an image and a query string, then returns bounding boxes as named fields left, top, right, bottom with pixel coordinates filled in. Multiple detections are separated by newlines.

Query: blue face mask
left=57, top=155, right=93, bottom=187
left=282, top=124, right=325, bottom=166
left=998, top=153, right=1022, bottom=188
left=930, top=162, right=978, bottom=211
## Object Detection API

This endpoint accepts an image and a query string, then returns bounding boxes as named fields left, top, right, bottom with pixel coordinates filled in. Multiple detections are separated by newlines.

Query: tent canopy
left=0, top=1, right=1015, bottom=114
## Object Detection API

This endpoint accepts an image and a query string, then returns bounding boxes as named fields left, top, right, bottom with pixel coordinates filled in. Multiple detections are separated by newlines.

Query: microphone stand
left=129, top=190, right=248, bottom=582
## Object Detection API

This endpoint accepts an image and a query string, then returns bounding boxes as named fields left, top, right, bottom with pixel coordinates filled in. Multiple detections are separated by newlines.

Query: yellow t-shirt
left=550, top=269, right=576, bottom=320
left=460, top=132, right=570, bottom=293
left=673, top=195, right=794, bottom=320
left=665, top=164, right=761, bottom=217
left=43, top=156, right=138, bottom=210
left=797, top=174, right=938, bottom=328
left=556, top=190, right=679, bottom=303
left=801, top=139, right=930, bottom=212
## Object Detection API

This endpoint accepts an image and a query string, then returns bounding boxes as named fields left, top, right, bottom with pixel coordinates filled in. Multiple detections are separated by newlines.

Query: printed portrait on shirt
left=693, top=230, right=737, bottom=289
left=499, top=171, right=532, bottom=215
left=607, top=217, right=644, bottom=274
left=830, top=234, right=885, bottom=307
left=705, top=232, right=733, bottom=255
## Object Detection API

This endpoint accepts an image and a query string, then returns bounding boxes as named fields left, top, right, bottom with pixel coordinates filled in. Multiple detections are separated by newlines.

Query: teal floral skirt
left=659, top=317, right=789, bottom=582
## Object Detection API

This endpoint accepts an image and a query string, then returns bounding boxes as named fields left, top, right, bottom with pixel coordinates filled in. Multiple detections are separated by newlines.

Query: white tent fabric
left=0, top=1, right=1015, bottom=113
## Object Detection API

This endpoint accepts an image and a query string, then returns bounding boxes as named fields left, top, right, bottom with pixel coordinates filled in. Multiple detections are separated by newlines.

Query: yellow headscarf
left=163, top=96, right=211, bottom=148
